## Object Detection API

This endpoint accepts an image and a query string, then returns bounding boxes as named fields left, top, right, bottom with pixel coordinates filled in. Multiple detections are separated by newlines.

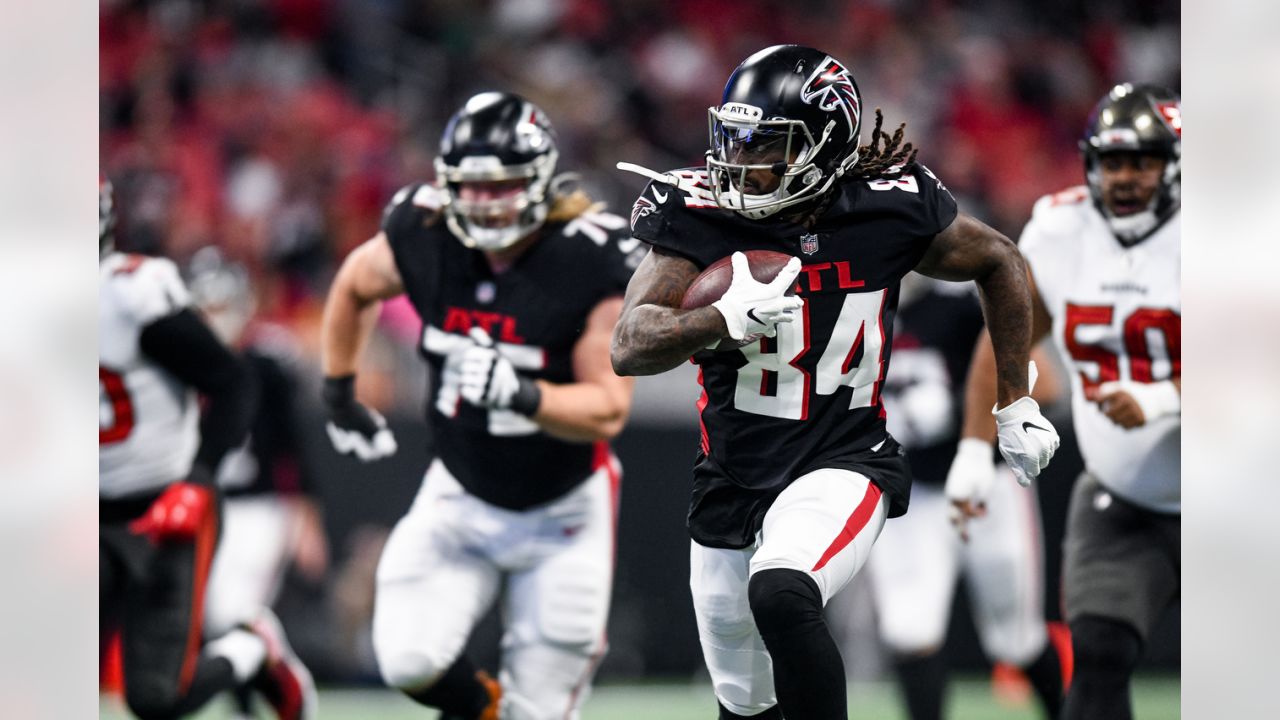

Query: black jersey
left=882, top=281, right=985, bottom=486
left=630, top=165, right=958, bottom=548
left=382, top=183, right=639, bottom=510
left=216, top=330, right=313, bottom=499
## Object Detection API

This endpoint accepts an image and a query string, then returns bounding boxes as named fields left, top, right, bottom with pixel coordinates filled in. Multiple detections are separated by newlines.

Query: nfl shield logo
left=800, top=233, right=820, bottom=255
left=476, top=281, right=496, bottom=304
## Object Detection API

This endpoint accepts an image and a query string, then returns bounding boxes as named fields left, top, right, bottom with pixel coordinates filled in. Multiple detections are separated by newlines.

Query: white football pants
left=373, top=456, right=620, bottom=720
left=204, top=495, right=293, bottom=636
left=690, top=468, right=887, bottom=717
left=866, top=466, right=1048, bottom=665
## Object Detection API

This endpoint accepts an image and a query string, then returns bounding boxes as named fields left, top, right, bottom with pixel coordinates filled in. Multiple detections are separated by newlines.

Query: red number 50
left=1064, top=303, right=1180, bottom=396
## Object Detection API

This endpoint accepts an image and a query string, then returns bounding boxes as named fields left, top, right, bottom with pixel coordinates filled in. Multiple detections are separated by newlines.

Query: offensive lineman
left=948, top=83, right=1181, bottom=720
left=320, top=92, right=638, bottom=719
left=611, top=45, right=1059, bottom=720
left=864, top=275, right=1065, bottom=720
left=99, top=176, right=315, bottom=719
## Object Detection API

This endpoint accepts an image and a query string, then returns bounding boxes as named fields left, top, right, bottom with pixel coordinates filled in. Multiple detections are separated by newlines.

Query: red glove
left=129, top=482, right=215, bottom=544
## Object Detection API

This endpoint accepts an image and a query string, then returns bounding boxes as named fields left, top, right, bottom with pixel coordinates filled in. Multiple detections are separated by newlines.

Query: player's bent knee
left=375, top=645, right=452, bottom=693
left=747, top=568, right=822, bottom=637
left=1070, top=615, right=1142, bottom=675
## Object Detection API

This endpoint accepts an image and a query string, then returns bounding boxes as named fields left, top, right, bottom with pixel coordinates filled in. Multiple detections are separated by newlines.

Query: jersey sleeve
left=1017, top=192, right=1078, bottom=311
left=627, top=171, right=725, bottom=268
left=381, top=183, right=445, bottom=244
left=587, top=212, right=645, bottom=295
left=910, top=164, right=959, bottom=237
left=115, top=256, right=191, bottom=325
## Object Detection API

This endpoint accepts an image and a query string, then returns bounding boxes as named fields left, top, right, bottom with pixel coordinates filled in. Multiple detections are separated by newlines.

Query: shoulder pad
left=1028, top=186, right=1091, bottom=236
left=105, top=254, right=190, bottom=324
left=382, top=183, right=444, bottom=236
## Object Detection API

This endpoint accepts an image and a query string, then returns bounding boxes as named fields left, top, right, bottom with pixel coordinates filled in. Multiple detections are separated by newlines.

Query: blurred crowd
left=101, top=0, right=1179, bottom=414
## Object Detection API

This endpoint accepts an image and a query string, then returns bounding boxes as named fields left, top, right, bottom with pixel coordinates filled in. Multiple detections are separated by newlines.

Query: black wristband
left=510, top=376, right=542, bottom=417
left=322, top=375, right=357, bottom=410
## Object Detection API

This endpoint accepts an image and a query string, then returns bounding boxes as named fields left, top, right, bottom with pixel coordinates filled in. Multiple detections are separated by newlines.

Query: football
left=681, top=250, right=797, bottom=351
left=680, top=250, right=797, bottom=310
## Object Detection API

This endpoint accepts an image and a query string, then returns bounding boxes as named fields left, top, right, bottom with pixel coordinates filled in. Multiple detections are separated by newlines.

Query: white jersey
left=99, top=253, right=199, bottom=498
left=1020, top=187, right=1180, bottom=512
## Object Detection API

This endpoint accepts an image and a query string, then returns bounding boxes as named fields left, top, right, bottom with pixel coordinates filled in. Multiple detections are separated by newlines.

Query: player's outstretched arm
left=320, top=233, right=405, bottom=461
left=610, top=247, right=728, bottom=376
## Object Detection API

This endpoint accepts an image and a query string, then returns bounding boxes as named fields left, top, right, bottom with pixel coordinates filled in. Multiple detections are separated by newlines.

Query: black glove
left=322, top=375, right=398, bottom=461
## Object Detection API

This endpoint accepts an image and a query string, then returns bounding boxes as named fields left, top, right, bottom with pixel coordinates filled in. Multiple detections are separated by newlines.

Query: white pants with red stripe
left=866, top=466, right=1048, bottom=665
left=690, top=468, right=888, bottom=716
left=373, top=456, right=619, bottom=720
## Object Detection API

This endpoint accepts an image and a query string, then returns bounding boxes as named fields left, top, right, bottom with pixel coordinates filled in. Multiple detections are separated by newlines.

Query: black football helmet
left=1080, top=83, right=1181, bottom=242
left=707, top=45, right=863, bottom=219
left=100, top=172, right=115, bottom=258
left=186, top=246, right=255, bottom=345
left=435, top=92, right=559, bottom=250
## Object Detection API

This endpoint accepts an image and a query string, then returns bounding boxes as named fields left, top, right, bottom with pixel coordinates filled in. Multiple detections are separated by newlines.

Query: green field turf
left=100, top=675, right=1180, bottom=719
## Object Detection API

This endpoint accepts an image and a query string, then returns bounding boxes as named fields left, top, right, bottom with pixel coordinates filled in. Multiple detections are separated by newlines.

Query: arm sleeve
left=139, top=308, right=258, bottom=483
left=264, top=355, right=316, bottom=497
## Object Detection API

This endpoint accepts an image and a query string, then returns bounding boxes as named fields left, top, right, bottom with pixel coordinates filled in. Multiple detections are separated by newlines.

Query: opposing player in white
left=950, top=84, right=1181, bottom=720
left=99, top=175, right=315, bottom=720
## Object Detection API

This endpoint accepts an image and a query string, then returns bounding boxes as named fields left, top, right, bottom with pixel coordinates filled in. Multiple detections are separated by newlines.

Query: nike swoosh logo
left=652, top=187, right=669, bottom=203
left=1022, top=421, right=1050, bottom=434
left=746, top=308, right=763, bottom=324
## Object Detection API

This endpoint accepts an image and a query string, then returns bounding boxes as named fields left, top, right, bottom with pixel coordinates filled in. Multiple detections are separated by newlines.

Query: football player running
left=611, top=45, right=1059, bottom=720
left=320, top=92, right=638, bottom=720
left=99, top=176, right=316, bottom=720
left=187, top=247, right=328, bottom=720
left=863, top=275, right=1066, bottom=720
left=949, top=83, right=1181, bottom=720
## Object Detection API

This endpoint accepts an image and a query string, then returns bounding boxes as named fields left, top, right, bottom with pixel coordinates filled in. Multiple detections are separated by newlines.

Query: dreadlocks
left=849, top=108, right=919, bottom=181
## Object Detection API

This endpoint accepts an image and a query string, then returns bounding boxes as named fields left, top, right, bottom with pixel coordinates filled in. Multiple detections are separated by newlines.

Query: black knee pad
left=747, top=568, right=823, bottom=638
left=1070, top=615, right=1143, bottom=676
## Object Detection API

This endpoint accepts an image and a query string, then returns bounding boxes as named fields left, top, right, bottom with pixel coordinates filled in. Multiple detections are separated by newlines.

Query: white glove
left=1096, top=380, right=1180, bottom=424
left=945, top=438, right=998, bottom=513
left=993, top=394, right=1059, bottom=487
left=458, top=327, right=542, bottom=415
left=710, top=252, right=804, bottom=341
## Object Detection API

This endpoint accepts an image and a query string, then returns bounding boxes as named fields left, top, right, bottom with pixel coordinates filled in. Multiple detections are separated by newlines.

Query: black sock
left=893, top=651, right=946, bottom=720
left=748, top=568, right=846, bottom=720
left=1062, top=616, right=1142, bottom=720
left=406, top=656, right=490, bottom=718
left=1021, top=641, right=1064, bottom=718
left=719, top=700, right=784, bottom=719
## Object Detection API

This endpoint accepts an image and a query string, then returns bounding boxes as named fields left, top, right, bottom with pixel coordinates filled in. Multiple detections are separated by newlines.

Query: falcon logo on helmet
left=800, top=58, right=861, bottom=134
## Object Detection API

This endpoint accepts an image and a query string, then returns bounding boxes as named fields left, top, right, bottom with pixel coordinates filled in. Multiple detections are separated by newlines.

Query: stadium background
left=99, top=0, right=1180, bottom=712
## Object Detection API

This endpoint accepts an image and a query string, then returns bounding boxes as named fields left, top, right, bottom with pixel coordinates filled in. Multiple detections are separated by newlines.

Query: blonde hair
left=546, top=188, right=606, bottom=223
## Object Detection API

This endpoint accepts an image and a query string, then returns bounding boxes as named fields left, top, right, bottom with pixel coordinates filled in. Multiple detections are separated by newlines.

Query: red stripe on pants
left=811, top=482, right=882, bottom=572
